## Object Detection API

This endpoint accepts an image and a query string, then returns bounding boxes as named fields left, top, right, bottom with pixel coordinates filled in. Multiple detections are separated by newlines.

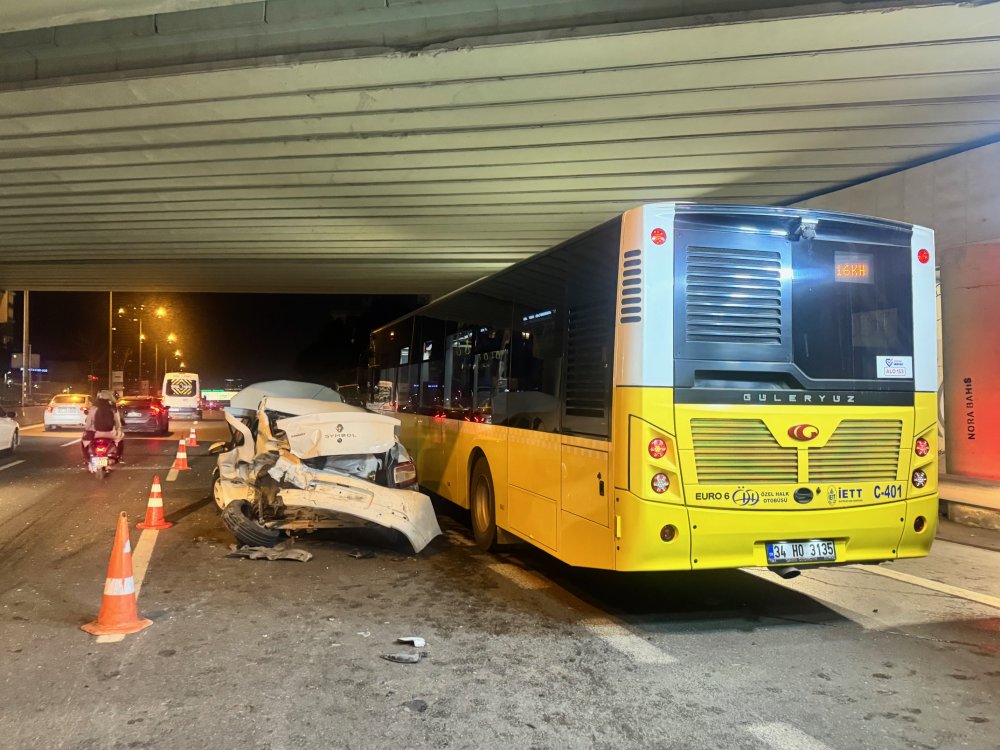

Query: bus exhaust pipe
left=772, top=566, right=801, bottom=580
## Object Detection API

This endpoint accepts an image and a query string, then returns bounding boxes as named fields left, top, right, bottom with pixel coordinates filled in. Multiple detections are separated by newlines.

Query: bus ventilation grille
left=808, top=420, right=902, bottom=482
left=684, top=246, right=783, bottom=345
left=620, top=249, right=642, bottom=324
left=690, top=419, right=797, bottom=483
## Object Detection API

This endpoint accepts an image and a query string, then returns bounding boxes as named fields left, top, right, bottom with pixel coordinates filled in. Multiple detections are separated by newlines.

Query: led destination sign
left=834, top=251, right=874, bottom=284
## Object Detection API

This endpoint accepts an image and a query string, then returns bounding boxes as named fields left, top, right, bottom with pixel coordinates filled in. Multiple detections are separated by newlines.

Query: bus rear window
left=792, top=241, right=913, bottom=381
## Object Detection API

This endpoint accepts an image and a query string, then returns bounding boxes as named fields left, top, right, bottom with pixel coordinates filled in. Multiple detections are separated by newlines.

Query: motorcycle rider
left=81, top=389, right=124, bottom=463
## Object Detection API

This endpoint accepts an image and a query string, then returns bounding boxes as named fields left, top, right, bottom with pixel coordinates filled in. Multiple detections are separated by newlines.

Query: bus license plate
left=766, top=540, right=836, bottom=565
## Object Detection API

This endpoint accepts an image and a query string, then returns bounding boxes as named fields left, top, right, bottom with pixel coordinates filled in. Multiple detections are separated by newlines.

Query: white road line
left=579, top=617, right=677, bottom=665
left=97, top=528, right=159, bottom=644
left=747, top=722, right=833, bottom=750
left=0, top=460, right=25, bottom=472
left=485, top=561, right=676, bottom=665
left=166, top=468, right=179, bottom=482
left=488, top=563, right=550, bottom=589
left=861, top=565, right=1000, bottom=610
left=60, top=438, right=80, bottom=447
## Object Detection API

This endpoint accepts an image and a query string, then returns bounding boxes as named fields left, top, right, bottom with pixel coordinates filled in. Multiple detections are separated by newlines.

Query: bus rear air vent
left=684, top=245, right=783, bottom=345
left=620, top=248, right=642, bottom=324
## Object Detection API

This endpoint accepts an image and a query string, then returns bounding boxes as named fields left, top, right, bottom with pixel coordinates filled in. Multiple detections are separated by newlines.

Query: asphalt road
left=0, top=421, right=997, bottom=750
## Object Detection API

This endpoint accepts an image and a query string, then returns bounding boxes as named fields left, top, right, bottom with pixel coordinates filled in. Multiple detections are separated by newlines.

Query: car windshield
left=52, top=395, right=86, bottom=404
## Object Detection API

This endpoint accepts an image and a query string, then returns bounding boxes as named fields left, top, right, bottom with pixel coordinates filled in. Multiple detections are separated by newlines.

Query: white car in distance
left=0, top=410, right=18, bottom=455
left=43, top=394, right=92, bottom=430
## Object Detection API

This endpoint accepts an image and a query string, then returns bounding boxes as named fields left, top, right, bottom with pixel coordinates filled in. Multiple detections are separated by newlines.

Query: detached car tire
left=221, top=499, right=282, bottom=548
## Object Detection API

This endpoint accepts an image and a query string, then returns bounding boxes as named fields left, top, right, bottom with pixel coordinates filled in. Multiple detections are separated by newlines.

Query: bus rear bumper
left=614, top=493, right=938, bottom=572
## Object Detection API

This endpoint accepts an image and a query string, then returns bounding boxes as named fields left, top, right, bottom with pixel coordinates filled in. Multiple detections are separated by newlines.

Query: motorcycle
left=85, top=436, right=120, bottom=479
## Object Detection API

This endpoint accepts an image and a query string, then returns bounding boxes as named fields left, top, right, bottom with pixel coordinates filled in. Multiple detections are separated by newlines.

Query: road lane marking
left=861, top=565, right=1000, bottom=610
left=60, top=438, right=80, bottom=447
left=747, top=722, right=832, bottom=750
left=0, top=460, right=25, bottom=472
left=166, top=468, right=179, bottom=482
left=484, top=562, right=676, bottom=664
left=579, top=617, right=677, bottom=665
left=97, top=528, right=159, bottom=644
left=488, top=563, right=550, bottom=589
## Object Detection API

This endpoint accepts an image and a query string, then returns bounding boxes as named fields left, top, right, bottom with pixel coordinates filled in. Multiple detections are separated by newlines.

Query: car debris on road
left=226, top=541, right=313, bottom=562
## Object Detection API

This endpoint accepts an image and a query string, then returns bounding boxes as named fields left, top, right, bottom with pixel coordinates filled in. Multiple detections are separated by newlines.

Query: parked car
left=43, top=394, right=92, bottom=430
left=118, top=396, right=170, bottom=435
left=211, top=380, right=441, bottom=552
left=0, top=410, right=18, bottom=455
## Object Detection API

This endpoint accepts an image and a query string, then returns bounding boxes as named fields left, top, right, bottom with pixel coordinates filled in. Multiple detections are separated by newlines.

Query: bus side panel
left=506, top=428, right=560, bottom=551
left=400, top=413, right=509, bottom=514
left=558, top=440, right=614, bottom=569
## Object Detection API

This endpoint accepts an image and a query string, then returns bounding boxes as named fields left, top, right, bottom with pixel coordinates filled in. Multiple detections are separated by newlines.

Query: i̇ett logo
left=787, top=424, right=819, bottom=441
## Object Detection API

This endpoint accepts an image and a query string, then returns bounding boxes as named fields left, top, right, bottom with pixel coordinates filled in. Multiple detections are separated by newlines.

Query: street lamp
left=116, top=303, right=170, bottom=394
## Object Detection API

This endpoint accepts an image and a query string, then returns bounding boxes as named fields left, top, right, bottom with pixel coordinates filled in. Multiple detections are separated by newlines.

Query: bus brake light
left=917, top=248, right=930, bottom=264
left=650, top=228, right=667, bottom=245
left=648, top=438, right=667, bottom=459
left=914, top=437, right=930, bottom=457
left=651, top=473, right=670, bottom=494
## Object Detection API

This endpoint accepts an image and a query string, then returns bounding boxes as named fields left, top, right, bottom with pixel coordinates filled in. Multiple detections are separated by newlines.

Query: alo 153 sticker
left=876, top=355, right=912, bottom=379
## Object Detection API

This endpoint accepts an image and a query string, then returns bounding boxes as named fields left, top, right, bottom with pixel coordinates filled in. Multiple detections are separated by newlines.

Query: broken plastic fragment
left=347, top=549, right=376, bottom=559
left=226, top=543, right=313, bottom=562
left=395, top=636, right=426, bottom=648
left=381, top=652, right=422, bottom=664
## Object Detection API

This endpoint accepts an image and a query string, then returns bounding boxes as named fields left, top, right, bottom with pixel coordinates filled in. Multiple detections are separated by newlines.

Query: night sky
left=24, top=291, right=424, bottom=389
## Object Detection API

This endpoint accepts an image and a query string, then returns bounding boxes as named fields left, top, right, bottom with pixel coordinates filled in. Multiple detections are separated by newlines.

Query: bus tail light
left=913, top=516, right=927, bottom=533
left=650, top=228, right=667, bottom=245
left=911, top=469, right=928, bottom=488
left=914, top=437, right=930, bottom=457
left=394, top=461, right=418, bottom=489
left=651, top=473, right=670, bottom=494
left=917, top=248, right=930, bottom=264
left=648, top=438, right=667, bottom=459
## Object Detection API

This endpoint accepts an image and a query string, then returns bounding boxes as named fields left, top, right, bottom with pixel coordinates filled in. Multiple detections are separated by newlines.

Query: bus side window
left=444, top=329, right=474, bottom=412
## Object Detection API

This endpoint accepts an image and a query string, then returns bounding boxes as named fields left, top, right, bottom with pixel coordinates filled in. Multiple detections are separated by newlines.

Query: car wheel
left=44, top=425, right=53, bottom=432
left=470, top=456, right=499, bottom=552
left=221, top=499, right=282, bottom=548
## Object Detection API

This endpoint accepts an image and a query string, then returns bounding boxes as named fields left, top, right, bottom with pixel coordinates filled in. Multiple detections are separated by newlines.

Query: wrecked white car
left=210, top=380, right=441, bottom=553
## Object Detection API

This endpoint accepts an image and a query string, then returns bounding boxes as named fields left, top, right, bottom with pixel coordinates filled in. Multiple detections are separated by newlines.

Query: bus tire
left=470, top=457, right=499, bottom=552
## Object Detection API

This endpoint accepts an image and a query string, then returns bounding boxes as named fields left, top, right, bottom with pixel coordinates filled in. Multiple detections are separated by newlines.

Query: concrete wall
left=799, top=140, right=1000, bottom=483
left=797, top=140, right=1000, bottom=250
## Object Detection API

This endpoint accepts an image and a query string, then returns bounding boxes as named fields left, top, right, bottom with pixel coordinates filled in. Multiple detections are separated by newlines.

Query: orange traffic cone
left=137, top=475, right=173, bottom=530
left=187, top=426, right=198, bottom=448
left=171, top=440, right=190, bottom=471
left=81, top=512, right=153, bottom=636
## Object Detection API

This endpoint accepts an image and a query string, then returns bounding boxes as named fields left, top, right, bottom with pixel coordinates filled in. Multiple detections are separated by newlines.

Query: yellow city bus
left=369, top=203, right=938, bottom=573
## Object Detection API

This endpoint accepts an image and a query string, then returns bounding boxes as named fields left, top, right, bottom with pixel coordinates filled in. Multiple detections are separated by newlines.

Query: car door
left=0, top=416, right=14, bottom=449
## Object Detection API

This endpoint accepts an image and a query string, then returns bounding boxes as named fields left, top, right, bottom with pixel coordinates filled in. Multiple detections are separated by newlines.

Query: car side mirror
left=208, top=440, right=234, bottom=455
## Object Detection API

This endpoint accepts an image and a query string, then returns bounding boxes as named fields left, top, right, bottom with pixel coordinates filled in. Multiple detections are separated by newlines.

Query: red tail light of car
left=46, top=405, right=54, bottom=413
left=393, top=461, right=418, bottom=489
left=149, top=404, right=163, bottom=416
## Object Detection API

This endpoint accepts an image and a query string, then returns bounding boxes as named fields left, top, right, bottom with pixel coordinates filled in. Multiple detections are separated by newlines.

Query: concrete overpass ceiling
left=0, top=0, right=998, bottom=294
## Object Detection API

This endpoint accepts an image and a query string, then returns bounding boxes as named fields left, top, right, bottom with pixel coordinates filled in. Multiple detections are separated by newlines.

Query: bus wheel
left=470, top=457, right=498, bottom=552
